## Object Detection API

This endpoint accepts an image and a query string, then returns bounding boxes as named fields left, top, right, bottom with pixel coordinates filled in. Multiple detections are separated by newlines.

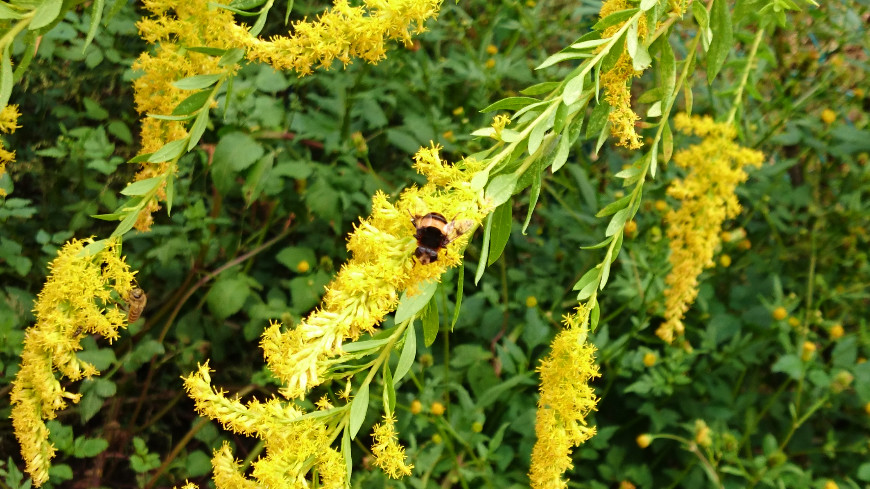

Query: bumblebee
left=411, top=212, right=473, bottom=265
left=126, top=287, right=147, bottom=323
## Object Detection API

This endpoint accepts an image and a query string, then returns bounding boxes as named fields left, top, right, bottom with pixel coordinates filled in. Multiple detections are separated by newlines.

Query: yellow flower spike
left=658, top=114, right=763, bottom=343
left=371, top=414, right=414, bottom=478
left=0, top=104, right=20, bottom=196
left=529, top=305, right=600, bottom=489
left=11, top=238, right=137, bottom=487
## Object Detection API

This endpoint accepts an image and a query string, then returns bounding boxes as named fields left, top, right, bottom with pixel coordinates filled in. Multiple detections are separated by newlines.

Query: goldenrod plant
left=2, top=0, right=867, bottom=488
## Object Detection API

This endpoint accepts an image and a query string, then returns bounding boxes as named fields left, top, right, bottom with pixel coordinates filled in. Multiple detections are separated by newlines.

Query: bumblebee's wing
left=444, top=219, right=475, bottom=243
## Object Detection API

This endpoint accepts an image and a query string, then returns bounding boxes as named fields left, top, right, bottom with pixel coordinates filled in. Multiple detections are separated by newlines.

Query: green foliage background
left=1, top=0, right=869, bottom=488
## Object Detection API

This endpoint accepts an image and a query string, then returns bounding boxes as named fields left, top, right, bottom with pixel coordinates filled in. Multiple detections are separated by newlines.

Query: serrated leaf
left=173, top=73, right=223, bottom=90
left=393, top=325, right=416, bottom=385
left=707, top=0, right=733, bottom=83
left=120, top=176, right=163, bottom=196
left=395, top=280, right=438, bottom=324
left=349, top=382, right=369, bottom=438
left=487, top=201, right=512, bottom=266
left=148, top=139, right=187, bottom=163
left=480, top=97, right=540, bottom=113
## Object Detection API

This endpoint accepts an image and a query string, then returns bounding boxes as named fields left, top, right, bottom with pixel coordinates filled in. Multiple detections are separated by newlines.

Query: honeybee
left=126, top=287, right=147, bottom=323
left=411, top=212, right=474, bottom=265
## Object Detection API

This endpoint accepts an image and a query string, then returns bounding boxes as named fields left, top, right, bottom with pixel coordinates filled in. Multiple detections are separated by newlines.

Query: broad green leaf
left=528, top=119, right=549, bottom=155
left=276, top=246, right=316, bottom=273
left=243, top=153, right=275, bottom=206
left=206, top=276, right=250, bottom=319
left=218, top=48, right=245, bottom=67
left=30, top=0, right=62, bottom=29
left=535, top=50, right=590, bottom=70
left=173, top=74, right=223, bottom=90
left=640, top=0, right=657, bottom=11
left=480, top=97, right=540, bottom=113
left=395, top=280, right=438, bottom=324
left=0, top=3, right=25, bottom=19
left=120, top=176, right=163, bottom=196
left=771, top=354, right=803, bottom=380
left=487, top=200, right=512, bottom=266
left=421, top=294, right=439, bottom=347
left=213, top=132, right=264, bottom=172
left=485, top=174, right=517, bottom=208
left=111, top=209, right=140, bottom=237
left=148, top=138, right=188, bottom=163
left=349, top=382, right=369, bottom=438
left=393, top=325, right=416, bottom=385
left=707, top=0, right=733, bottom=83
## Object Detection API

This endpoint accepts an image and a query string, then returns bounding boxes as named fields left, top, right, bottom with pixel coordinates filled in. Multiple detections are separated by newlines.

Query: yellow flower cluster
left=10, top=238, right=137, bottom=487
left=130, top=0, right=441, bottom=230
left=529, top=305, right=601, bottom=489
left=0, top=104, right=21, bottom=196
left=658, top=114, right=764, bottom=342
left=183, top=144, right=486, bottom=486
left=599, top=0, right=648, bottom=149
left=371, top=414, right=414, bottom=478
left=233, top=0, right=442, bottom=76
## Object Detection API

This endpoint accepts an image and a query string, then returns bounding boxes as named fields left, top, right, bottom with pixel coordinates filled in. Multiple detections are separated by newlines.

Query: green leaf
left=485, top=174, right=517, bottom=208
left=586, top=99, right=611, bottom=140
left=551, top=133, right=571, bottom=173
left=707, top=0, right=733, bottom=83
left=451, top=263, right=464, bottom=330
left=487, top=200, right=512, bottom=266
left=596, top=194, right=632, bottom=218
left=563, top=73, right=585, bottom=106
left=188, top=107, right=210, bottom=150
left=148, top=139, right=188, bottom=163
left=393, top=325, right=416, bottom=385
left=590, top=297, right=600, bottom=330
left=0, top=44, right=12, bottom=110
left=600, top=31, right=626, bottom=72
left=421, top=294, right=439, bottom=347
left=187, top=46, right=228, bottom=56
left=120, top=176, right=163, bottom=197
left=349, top=382, right=369, bottom=438
left=771, top=354, right=803, bottom=380
left=243, top=153, right=275, bottom=206
left=570, top=38, right=609, bottom=50
left=82, top=0, right=104, bottom=50
left=342, top=427, right=352, bottom=477
left=213, top=132, right=265, bottom=172
left=474, top=213, right=493, bottom=285
left=606, top=208, right=630, bottom=237
left=172, top=90, right=211, bottom=116
left=0, top=3, right=25, bottom=19
left=206, top=276, right=251, bottom=319
left=658, top=38, right=676, bottom=107
left=662, top=120, right=673, bottom=164
left=528, top=119, right=549, bottom=155
left=535, top=50, right=591, bottom=70
left=73, top=437, right=109, bottom=458
left=593, top=8, right=639, bottom=31
left=173, top=74, right=223, bottom=91
left=640, top=0, right=657, bottom=11
left=276, top=246, right=316, bottom=273
left=382, top=365, right=395, bottom=413
left=29, top=0, right=62, bottom=29
left=219, top=48, right=245, bottom=67
left=580, top=236, right=614, bottom=250
left=111, top=210, right=140, bottom=238
left=128, top=153, right=153, bottom=164
left=395, top=280, right=438, bottom=324
left=480, top=97, right=540, bottom=113
left=521, top=82, right=560, bottom=96
left=522, top=171, right=541, bottom=235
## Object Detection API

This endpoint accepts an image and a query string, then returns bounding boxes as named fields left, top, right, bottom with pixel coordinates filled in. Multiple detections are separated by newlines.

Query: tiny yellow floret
left=801, top=341, right=816, bottom=361
left=719, top=254, right=731, bottom=267
left=829, top=324, right=844, bottom=339
left=526, top=296, right=538, bottom=308
left=485, top=58, right=496, bottom=69
left=636, top=434, right=652, bottom=448
left=642, top=352, right=657, bottom=367
left=410, top=400, right=422, bottom=414
left=821, top=109, right=837, bottom=124
left=772, top=307, right=787, bottom=321
left=824, top=480, right=839, bottom=489
left=486, top=44, right=498, bottom=55
left=430, top=401, right=445, bottom=416
left=297, top=260, right=311, bottom=273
